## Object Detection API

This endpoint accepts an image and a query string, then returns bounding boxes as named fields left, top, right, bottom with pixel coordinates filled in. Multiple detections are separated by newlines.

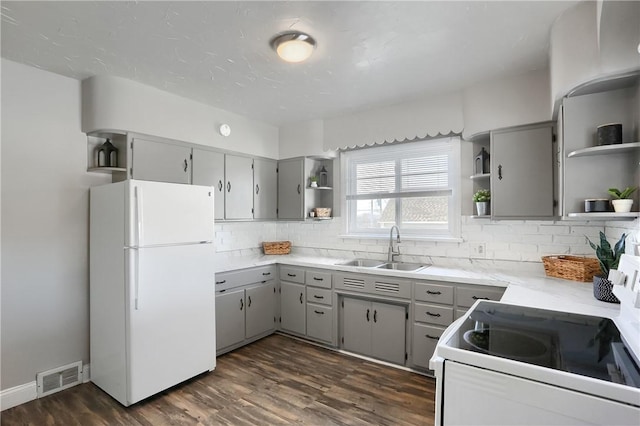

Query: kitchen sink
left=375, top=262, right=428, bottom=271
left=339, top=259, right=386, bottom=267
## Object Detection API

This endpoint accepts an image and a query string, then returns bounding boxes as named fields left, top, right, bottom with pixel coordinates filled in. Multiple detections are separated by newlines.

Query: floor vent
left=36, top=361, right=83, bottom=398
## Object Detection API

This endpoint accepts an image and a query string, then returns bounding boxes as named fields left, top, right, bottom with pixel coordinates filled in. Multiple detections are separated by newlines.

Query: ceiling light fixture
left=271, top=32, right=316, bottom=63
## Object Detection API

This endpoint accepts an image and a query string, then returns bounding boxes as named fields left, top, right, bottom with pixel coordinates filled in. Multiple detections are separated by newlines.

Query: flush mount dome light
left=271, top=32, right=316, bottom=63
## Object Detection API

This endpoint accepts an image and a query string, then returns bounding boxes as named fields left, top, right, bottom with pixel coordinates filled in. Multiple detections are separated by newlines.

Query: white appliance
left=430, top=254, right=640, bottom=425
left=90, top=180, right=216, bottom=406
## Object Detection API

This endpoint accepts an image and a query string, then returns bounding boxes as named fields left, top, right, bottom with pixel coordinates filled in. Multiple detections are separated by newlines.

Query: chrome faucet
left=388, top=225, right=401, bottom=262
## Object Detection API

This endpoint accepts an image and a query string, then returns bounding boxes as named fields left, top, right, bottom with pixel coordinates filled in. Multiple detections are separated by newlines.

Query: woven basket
left=263, top=241, right=291, bottom=255
left=314, top=207, right=332, bottom=218
left=541, top=255, right=601, bottom=282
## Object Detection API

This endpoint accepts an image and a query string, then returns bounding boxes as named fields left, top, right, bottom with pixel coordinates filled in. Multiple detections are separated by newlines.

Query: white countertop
left=213, top=253, right=622, bottom=319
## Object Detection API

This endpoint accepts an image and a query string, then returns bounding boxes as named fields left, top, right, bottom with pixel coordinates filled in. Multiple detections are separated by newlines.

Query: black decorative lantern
left=319, top=166, right=328, bottom=187
left=96, top=139, right=118, bottom=167
left=474, top=147, right=489, bottom=175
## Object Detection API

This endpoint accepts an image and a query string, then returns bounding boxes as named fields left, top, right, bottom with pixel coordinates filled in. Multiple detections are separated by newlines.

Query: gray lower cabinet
left=280, top=281, right=306, bottom=335
left=253, top=158, right=278, bottom=220
left=305, top=270, right=334, bottom=345
left=245, top=283, right=277, bottom=339
left=342, top=297, right=406, bottom=365
left=192, top=148, right=225, bottom=220
left=412, top=324, right=444, bottom=370
left=215, top=289, right=246, bottom=350
left=131, top=137, right=192, bottom=184
left=490, top=122, right=555, bottom=218
left=215, top=282, right=277, bottom=355
left=277, top=158, right=304, bottom=219
left=215, top=265, right=277, bottom=355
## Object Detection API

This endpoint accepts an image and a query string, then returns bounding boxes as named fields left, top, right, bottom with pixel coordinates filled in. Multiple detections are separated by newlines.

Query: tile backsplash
left=215, top=216, right=639, bottom=274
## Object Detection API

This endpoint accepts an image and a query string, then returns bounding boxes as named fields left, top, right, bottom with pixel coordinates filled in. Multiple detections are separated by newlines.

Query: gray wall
left=1, top=59, right=110, bottom=389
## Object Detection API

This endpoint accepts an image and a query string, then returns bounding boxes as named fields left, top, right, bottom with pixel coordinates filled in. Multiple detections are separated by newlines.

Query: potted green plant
left=472, top=189, right=490, bottom=216
left=608, top=186, right=637, bottom=213
left=586, top=231, right=626, bottom=303
left=309, top=176, right=318, bottom=188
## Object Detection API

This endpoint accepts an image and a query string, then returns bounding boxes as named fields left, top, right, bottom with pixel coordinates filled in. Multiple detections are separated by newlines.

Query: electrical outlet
left=470, top=242, right=486, bottom=259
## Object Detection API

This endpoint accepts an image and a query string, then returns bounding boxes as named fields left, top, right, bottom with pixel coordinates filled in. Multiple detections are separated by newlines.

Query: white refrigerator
left=89, top=179, right=216, bottom=406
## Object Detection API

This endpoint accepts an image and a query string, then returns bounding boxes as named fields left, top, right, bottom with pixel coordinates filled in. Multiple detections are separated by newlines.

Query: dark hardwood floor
left=1, top=334, right=436, bottom=425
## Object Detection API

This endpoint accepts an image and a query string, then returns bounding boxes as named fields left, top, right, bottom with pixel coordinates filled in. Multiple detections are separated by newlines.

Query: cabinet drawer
left=280, top=266, right=305, bottom=283
left=305, top=270, right=332, bottom=289
left=414, top=303, right=454, bottom=327
left=412, top=323, right=445, bottom=369
left=456, top=286, right=505, bottom=308
left=415, top=282, right=454, bottom=305
left=306, top=304, right=333, bottom=344
left=306, top=287, right=332, bottom=306
left=215, top=265, right=276, bottom=291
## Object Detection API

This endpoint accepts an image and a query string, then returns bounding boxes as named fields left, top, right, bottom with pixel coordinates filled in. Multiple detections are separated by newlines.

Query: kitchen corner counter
left=213, top=253, right=622, bottom=319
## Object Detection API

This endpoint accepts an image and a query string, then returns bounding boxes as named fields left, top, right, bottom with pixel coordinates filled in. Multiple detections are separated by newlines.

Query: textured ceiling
left=1, top=1, right=578, bottom=125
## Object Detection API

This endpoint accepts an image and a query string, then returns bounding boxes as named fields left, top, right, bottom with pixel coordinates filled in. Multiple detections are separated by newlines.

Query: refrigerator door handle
left=129, top=247, right=140, bottom=310
left=135, top=185, right=144, bottom=247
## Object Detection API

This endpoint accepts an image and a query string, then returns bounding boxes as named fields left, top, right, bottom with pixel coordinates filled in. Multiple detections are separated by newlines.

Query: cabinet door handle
left=426, top=311, right=441, bottom=317
left=366, top=308, right=370, bottom=322
left=313, top=295, right=324, bottom=299
left=256, top=184, right=260, bottom=195
left=313, top=277, right=323, bottom=281
left=299, top=292, right=304, bottom=304
left=314, top=310, right=325, bottom=315
left=425, top=334, right=440, bottom=340
left=227, top=182, right=231, bottom=192
left=297, top=184, right=301, bottom=194
left=218, top=180, right=223, bottom=192
left=373, top=310, right=377, bottom=323
left=247, top=296, right=252, bottom=307
left=240, top=298, right=244, bottom=311
left=426, top=290, right=442, bottom=295
left=183, top=159, right=188, bottom=173
left=472, top=296, right=490, bottom=301
left=216, top=280, right=226, bottom=285
left=498, top=164, right=503, bottom=180
left=262, top=272, right=271, bottom=276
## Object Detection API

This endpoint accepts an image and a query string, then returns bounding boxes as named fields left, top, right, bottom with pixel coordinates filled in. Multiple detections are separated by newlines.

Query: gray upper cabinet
left=253, top=158, right=278, bottom=220
left=490, top=122, right=555, bottom=218
left=131, top=138, right=192, bottom=184
left=225, top=154, right=254, bottom=220
left=192, top=148, right=225, bottom=220
left=277, top=158, right=304, bottom=220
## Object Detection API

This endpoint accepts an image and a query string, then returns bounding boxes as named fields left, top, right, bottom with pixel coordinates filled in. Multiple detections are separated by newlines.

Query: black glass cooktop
left=453, top=301, right=640, bottom=389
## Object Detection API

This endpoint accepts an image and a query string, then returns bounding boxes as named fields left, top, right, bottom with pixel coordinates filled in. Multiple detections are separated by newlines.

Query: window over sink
left=341, top=137, right=461, bottom=240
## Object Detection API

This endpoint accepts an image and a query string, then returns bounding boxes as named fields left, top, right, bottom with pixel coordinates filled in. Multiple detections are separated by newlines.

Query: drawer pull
left=287, top=273, right=297, bottom=277
left=262, top=272, right=271, bottom=276
left=216, top=280, right=226, bottom=285
left=425, top=334, right=440, bottom=340
left=313, top=277, right=324, bottom=281
left=472, top=296, right=490, bottom=301
left=426, top=290, right=442, bottom=295
left=426, top=311, right=441, bottom=317
left=314, top=310, right=325, bottom=315
left=313, top=295, right=324, bottom=299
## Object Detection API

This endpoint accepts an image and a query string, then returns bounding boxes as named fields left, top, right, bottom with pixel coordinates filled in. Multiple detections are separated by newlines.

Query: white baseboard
left=82, top=363, right=91, bottom=383
left=0, top=381, right=37, bottom=411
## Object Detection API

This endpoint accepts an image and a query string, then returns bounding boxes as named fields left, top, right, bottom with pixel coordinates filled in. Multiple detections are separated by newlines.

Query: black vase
left=593, top=276, right=620, bottom=304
